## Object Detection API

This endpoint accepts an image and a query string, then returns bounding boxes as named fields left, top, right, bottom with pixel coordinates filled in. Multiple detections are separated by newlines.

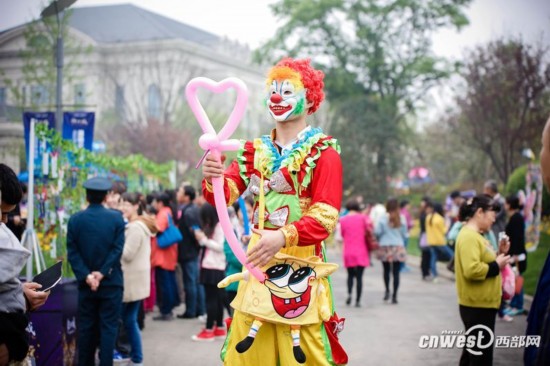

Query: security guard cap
left=83, top=177, right=112, bottom=191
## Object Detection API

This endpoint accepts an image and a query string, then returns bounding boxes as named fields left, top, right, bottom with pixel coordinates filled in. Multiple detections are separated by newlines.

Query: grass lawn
left=523, top=232, right=550, bottom=296
left=406, top=232, right=550, bottom=296
left=407, top=236, right=421, bottom=257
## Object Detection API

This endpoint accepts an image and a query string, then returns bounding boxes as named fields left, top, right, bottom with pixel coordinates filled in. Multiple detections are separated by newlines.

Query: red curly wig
left=271, top=57, right=325, bottom=115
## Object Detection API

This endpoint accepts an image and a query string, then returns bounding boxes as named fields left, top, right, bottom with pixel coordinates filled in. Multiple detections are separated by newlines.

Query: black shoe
left=392, top=296, right=398, bottom=304
left=153, top=313, right=173, bottom=321
left=355, top=302, right=361, bottom=308
left=236, top=336, right=255, bottom=353
left=293, top=345, right=306, bottom=364
left=383, top=291, right=390, bottom=301
left=177, top=313, right=196, bottom=319
left=346, top=296, right=351, bottom=306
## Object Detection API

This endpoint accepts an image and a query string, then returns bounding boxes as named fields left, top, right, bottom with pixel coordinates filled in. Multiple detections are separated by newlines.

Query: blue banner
left=23, top=112, right=55, bottom=175
left=62, top=111, right=95, bottom=151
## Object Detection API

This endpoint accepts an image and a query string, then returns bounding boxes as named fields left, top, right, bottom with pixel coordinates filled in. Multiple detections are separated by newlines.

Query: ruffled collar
left=259, top=127, right=325, bottom=174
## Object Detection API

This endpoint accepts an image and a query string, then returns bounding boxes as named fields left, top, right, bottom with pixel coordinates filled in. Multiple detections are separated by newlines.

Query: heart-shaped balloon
left=186, top=77, right=265, bottom=282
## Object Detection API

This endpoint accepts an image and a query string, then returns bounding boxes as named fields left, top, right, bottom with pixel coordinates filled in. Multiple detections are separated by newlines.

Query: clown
left=202, top=58, right=347, bottom=365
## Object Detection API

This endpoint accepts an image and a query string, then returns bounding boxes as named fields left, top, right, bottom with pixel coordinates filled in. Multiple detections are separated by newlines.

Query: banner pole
left=25, top=118, right=36, bottom=280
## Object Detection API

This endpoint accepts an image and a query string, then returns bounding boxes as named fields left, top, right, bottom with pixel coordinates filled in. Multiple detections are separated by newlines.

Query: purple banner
left=62, top=112, right=95, bottom=151
left=27, top=280, right=78, bottom=366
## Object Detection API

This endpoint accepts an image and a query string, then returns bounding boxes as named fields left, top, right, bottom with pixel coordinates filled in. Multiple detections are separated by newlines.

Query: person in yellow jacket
left=425, top=202, right=452, bottom=280
left=455, top=194, right=510, bottom=366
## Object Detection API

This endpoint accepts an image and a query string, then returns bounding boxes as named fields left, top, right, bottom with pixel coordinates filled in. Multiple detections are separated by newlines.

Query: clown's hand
left=218, top=271, right=249, bottom=288
left=247, top=228, right=285, bottom=268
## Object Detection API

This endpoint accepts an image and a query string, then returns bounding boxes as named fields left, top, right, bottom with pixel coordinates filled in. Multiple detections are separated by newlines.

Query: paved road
left=141, top=249, right=528, bottom=365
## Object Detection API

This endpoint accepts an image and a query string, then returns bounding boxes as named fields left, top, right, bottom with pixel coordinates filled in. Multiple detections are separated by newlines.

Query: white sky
left=1, top=0, right=549, bottom=121
left=1, top=0, right=548, bottom=56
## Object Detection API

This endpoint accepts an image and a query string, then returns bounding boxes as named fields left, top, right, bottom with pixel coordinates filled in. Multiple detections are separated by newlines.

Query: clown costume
left=202, top=58, right=347, bottom=366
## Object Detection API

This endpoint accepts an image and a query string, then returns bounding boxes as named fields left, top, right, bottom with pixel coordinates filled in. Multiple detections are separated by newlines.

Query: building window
left=74, top=83, right=85, bottom=105
left=115, top=85, right=125, bottom=119
left=31, top=85, right=49, bottom=105
left=0, top=87, right=5, bottom=106
left=147, top=84, right=161, bottom=119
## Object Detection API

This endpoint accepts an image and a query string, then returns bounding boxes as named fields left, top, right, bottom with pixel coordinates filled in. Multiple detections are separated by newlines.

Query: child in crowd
left=192, top=203, right=227, bottom=341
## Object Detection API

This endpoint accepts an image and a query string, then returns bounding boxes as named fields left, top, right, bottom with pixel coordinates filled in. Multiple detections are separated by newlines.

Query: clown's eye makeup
left=281, top=82, right=295, bottom=96
left=288, top=267, right=313, bottom=294
left=266, top=264, right=294, bottom=288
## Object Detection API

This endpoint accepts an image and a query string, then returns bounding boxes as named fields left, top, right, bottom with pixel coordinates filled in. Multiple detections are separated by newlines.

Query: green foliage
left=415, top=117, right=490, bottom=186
left=256, top=0, right=472, bottom=200
left=524, top=231, right=550, bottom=296
left=36, top=123, right=173, bottom=184
left=407, top=235, right=421, bottom=257
left=34, top=123, right=173, bottom=276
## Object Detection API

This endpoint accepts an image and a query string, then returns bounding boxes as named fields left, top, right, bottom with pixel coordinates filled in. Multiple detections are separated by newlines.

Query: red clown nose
left=270, top=93, right=283, bottom=103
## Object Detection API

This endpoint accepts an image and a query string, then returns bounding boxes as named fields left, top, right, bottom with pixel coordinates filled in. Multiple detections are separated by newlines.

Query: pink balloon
left=186, top=77, right=265, bottom=283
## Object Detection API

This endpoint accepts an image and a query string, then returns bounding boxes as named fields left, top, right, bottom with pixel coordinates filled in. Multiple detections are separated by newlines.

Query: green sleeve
left=224, top=239, right=241, bottom=268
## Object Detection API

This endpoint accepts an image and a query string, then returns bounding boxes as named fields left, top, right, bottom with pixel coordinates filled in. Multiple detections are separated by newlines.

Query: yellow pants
left=221, top=310, right=334, bottom=366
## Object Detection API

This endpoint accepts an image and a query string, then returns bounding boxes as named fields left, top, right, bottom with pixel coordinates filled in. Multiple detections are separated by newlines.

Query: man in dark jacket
left=67, top=177, right=125, bottom=366
left=175, top=185, right=206, bottom=319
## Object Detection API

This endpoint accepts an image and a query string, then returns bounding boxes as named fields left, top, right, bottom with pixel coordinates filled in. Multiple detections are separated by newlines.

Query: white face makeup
left=267, top=79, right=305, bottom=122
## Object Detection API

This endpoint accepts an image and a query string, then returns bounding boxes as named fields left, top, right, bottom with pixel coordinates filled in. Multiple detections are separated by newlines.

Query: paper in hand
left=32, top=261, right=63, bottom=292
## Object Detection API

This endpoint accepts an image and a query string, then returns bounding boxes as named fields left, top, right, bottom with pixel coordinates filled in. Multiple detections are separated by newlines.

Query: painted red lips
left=270, top=104, right=293, bottom=116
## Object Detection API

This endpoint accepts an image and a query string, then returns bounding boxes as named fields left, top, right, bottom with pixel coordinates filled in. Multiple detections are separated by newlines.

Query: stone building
left=0, top=4, right=269, bottom=169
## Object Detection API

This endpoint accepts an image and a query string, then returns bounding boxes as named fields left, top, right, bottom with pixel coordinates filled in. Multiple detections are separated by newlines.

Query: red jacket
left=150, top=207, right=178, bottom=271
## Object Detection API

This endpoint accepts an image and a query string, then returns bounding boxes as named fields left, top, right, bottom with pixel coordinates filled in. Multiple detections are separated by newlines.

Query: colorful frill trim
left=237, top=128, right=340, bottom=189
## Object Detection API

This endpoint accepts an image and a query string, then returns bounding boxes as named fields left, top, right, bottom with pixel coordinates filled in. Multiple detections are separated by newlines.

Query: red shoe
left=191, top=329, right=215, bottom=342
left=213, top=326, right=227, bottom=339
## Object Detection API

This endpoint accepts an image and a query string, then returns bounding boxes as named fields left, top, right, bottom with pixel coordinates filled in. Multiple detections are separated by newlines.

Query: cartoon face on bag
left=220, top=253, right=338, bottom=326
left=264, top=262, right=316, bottom=319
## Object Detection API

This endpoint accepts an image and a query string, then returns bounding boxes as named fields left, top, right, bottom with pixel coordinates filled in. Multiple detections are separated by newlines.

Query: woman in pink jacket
left=339, top=199, right=372, bottom=307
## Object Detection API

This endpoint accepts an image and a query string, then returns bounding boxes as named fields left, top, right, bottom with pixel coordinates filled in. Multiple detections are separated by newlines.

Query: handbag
left=365, top=217, right=379, bottom=252
left=515, top=274, right=524, bottom=295
left=157, top=214, right=182, bottom=249
left=501, top=264, right=516, bottom=300
left=419, top=233, right=428, bottom=248
left=366, top=230, right=379, bottom=252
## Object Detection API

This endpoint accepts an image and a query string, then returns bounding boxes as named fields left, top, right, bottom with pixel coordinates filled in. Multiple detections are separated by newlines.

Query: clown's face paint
left=267, top=79, right=306, bottom=122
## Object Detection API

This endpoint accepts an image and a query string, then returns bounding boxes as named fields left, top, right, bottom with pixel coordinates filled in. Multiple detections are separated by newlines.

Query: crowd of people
left=77, top=180, right=258, bottom=364
left=0, top=161, right=542, bottom=366
left=338, top=182, right=526, bottom=308
left=335, top=179, right=534, bottom=365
